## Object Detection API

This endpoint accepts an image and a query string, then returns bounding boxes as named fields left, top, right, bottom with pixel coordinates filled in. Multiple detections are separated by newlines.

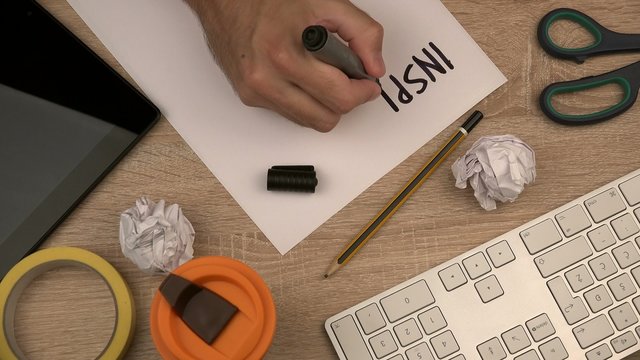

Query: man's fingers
left=250, top=77, right=343, bottom=132
left=317, top=1, right=386, bottom=78
left=279, top=55, right=381, bottom=115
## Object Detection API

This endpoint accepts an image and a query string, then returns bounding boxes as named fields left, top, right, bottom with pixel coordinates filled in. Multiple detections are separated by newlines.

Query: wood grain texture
left=13, top=1, right=640, bottom=359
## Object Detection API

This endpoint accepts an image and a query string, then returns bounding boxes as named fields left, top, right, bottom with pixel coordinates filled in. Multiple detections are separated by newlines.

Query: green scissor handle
left=537, top=8, right=640, bottom=63
left=540, top=61, right=640, bottom=125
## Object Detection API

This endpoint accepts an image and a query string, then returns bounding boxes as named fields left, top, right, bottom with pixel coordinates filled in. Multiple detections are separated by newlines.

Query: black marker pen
left=302, top=25, right=378, bottom=83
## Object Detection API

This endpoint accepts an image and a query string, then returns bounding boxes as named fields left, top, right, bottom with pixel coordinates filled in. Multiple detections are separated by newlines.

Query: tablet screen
left=0, top=0, right=160, bottom=277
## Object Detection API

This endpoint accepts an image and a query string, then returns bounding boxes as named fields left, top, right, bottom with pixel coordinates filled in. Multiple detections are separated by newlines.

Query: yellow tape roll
left=0, top=247, right=135, bottom=359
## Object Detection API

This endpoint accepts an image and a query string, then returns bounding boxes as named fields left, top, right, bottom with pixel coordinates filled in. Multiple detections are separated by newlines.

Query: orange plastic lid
left=150, top=256, right=276, bottom=360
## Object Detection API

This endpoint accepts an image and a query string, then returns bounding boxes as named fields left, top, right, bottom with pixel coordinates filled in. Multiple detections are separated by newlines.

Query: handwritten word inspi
left=380, top=42, right=454, bottom=112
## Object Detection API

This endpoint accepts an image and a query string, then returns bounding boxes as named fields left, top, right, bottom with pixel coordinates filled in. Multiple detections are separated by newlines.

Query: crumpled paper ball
left=119, top=197, right=195, bottom=273
left=451, top=135, right=536, bottom=211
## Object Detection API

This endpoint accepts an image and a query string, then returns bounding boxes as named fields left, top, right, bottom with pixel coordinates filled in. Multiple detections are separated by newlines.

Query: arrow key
left=501, top=325, right=531, bottom=354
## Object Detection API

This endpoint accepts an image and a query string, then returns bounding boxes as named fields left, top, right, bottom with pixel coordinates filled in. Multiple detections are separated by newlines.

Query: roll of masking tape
left=0, top=247, right=135, bottom=359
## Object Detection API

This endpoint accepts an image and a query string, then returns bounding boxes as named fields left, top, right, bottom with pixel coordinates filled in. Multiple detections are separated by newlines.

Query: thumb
left=318, top=2, right=386, bottom=78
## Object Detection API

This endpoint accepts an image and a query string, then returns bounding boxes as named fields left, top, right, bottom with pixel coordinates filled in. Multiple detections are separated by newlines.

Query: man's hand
left=184, top=0, right=385, bottom=132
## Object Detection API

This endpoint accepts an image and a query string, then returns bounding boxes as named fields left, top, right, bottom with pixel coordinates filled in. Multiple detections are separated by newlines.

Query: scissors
left=537, top=8, right=640, bottom=125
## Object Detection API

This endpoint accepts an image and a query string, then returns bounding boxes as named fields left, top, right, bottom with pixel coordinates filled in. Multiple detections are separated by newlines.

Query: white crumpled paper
left=119, top=197, right=195, bottom=273
left=452, top=135, right=536, bottom=211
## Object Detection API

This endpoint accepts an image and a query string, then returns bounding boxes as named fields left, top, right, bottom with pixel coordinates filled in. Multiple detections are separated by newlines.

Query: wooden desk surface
left=12, top=0, right=640, bottom=359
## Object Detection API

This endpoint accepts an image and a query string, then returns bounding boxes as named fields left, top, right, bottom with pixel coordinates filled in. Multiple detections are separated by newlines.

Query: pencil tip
left=323, top=274, right=329, bottom=279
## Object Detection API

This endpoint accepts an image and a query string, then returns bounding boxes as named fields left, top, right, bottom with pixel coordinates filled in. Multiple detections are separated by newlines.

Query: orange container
left=150, top=256, right=276, bottom=360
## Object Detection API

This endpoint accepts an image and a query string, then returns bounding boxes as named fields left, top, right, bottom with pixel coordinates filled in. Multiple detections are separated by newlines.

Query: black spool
left=267, top=165, right=317, bottom=193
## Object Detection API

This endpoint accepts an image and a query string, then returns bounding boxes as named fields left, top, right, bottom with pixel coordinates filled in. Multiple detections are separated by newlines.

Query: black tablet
left=0, top=0, right=160, bottom=277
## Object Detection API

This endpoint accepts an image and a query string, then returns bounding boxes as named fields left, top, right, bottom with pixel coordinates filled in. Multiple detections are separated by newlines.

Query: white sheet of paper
left=66, top=0, right=506, bottom=254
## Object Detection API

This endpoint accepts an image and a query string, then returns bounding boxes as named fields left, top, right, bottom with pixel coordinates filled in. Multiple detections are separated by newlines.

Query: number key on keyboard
left=369, top=330, right=398, bottom=359
left=393, top=318, right=422, bottom=347
left=431, top=330, right=459, bottom=359
left=380, top=280, right=435, bottom=322
left=406, top=342, right=434, bottom=360
left=418, top=306, right=447, bottom=335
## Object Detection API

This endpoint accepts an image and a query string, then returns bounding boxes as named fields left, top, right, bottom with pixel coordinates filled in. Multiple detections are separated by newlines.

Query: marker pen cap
left=150, top=256, right=276, bottom=360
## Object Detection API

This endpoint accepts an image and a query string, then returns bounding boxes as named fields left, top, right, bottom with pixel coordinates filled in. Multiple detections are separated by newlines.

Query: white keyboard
left=326, top=168, right=640, bottom=360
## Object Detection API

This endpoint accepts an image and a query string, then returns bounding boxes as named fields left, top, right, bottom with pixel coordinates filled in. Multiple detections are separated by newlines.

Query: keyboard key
left=611, top=213, right=640, bottom=240
left=572, top=314, right=615, bottom=349
left=526, top=314, right=555, bottom=342
left=612, top=241, right=640, bottom=268
left=393, top=318, right=422, bottom=347
left=547, top=277, right=588, bottom=325
left=380, top=280, right=435, bottom=323
left=388, top=356, right=404, bottom=360
left=589, top=253, right=618, bottom=281
left=450, top=355, right=466, bottom=360
left=356, top=303, right=386, bottom=335
left=609, top=302, right=638, bottom=331
left=515, top=350, right=540, bottom=360
left=520, top=219, right=562, bottom=255
left=486, top=241, right=515, bottom=268
left=463, top=252, right=491, bottom=280
left=607, top=273, right=637, bottom=301
left=585, top=344, right=612, bottom=360
left=330, top=315, right=373, bottom=360
left=501, top=325, right=531, bottom=354
left=406, top=342, right=434, bottom=360
left=585, top=188, right=626, bottom=223
left=477, top=337, right=507, bottom=360
left=587, top=225, right=617, bottom=252
left=620, top=174, right=640, bottom=206
left=538, top=337, right=568, bottom=360
left=474, top=275, right=504, bottom=303
left=534, top=236, right=592, bottom=278
left=438, top=263, right=467, bottom=291
left=430, top=330, right=459, bottom=359
left=565, top=265, right=594, bottom=292
left=610, top=331, right=637, bottom=353
left=369, top=330, right=398, bottom=359
left=418, top=306, right=447, bottom=335
left=584, top=285, right=613, bottom=313
left=555, top=204, right=591, bottom=237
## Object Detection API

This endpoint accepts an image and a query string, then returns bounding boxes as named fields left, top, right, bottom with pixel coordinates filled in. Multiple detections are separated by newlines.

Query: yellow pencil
left=324, top=110, right=484, bottom=278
